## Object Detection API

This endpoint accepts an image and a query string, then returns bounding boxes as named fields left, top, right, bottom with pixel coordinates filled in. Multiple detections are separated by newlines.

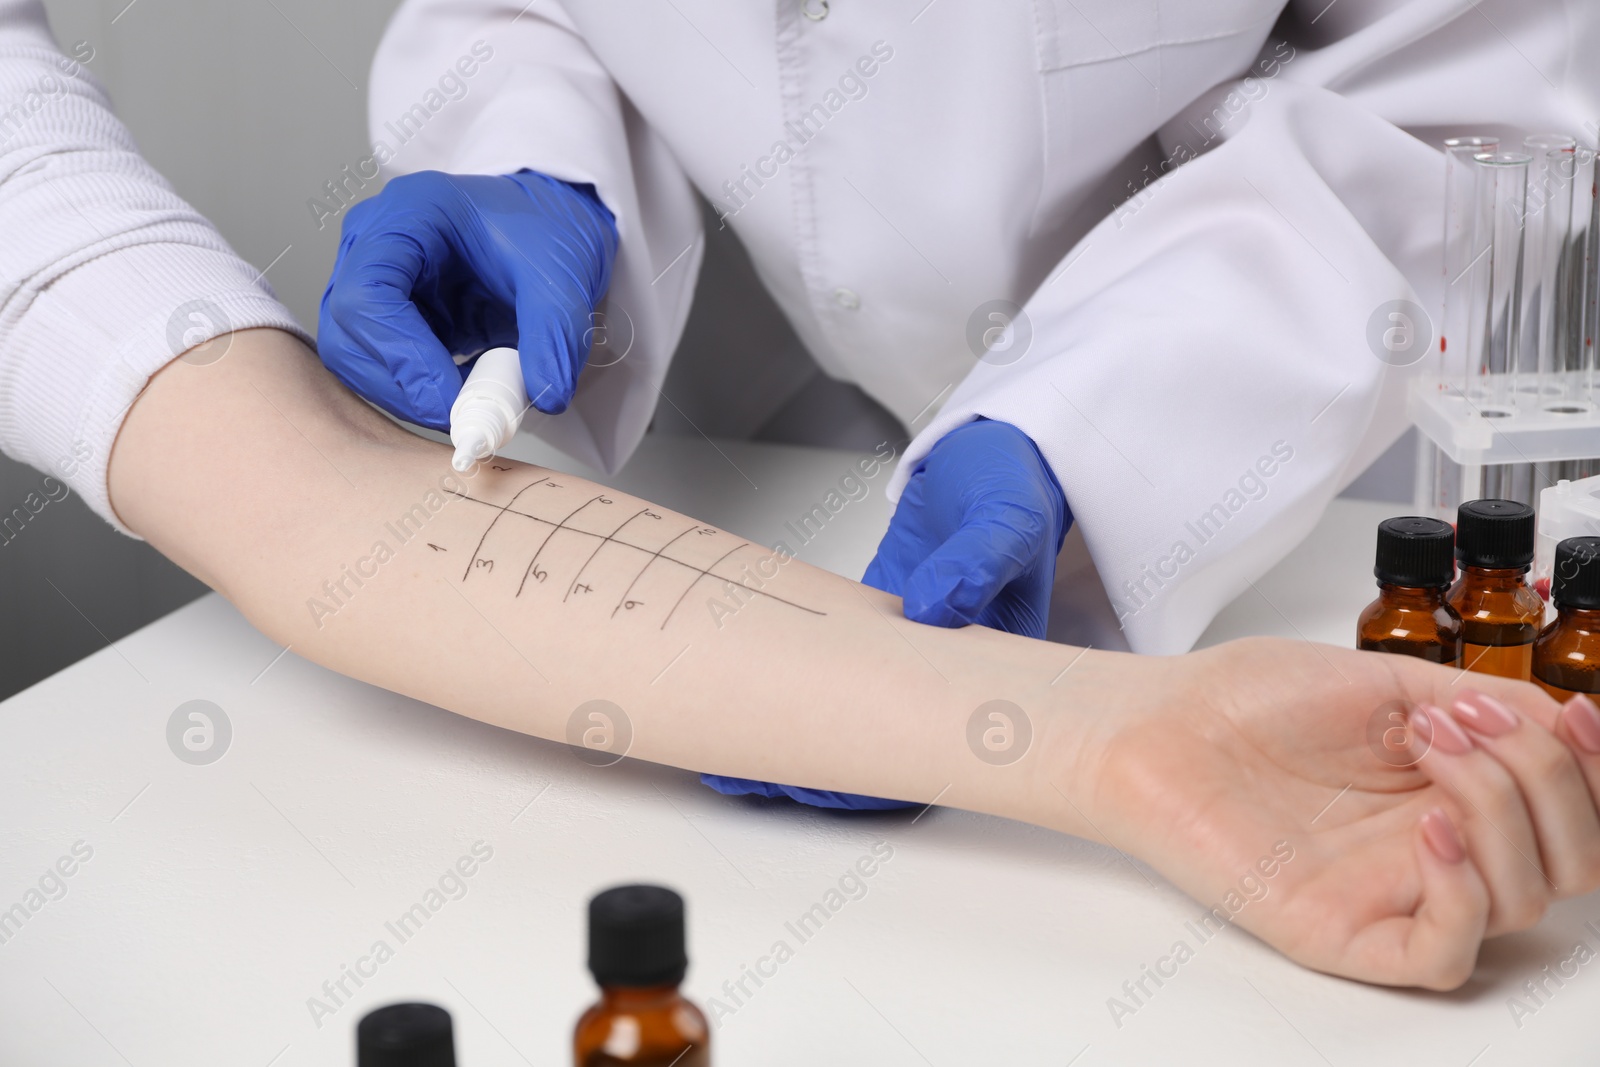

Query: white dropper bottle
left=449, top=346, right=528, bottom=472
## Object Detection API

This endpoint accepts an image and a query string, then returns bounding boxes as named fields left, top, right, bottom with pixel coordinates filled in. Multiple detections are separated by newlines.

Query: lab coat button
left=801, top=0, right=829, bottom=21
left=833, top=287, right=859, bottom=309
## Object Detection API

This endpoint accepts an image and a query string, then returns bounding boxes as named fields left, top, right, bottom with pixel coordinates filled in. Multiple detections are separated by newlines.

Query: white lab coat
left=366, top=0, right=1597, bottom=654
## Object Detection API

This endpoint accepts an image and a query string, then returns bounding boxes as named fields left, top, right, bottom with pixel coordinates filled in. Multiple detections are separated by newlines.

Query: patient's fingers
left=1408, top=661, right=1560, bottom=732
left=1551, top=691, right=1600, bottom=833
left=1341, top=808, right=1487, bottom=990
left=1407, top=809, right=1489, bottom=989
left=1450, top=691, right=1600, bottom=899
left=1412, top=705, right=1551, bottom=936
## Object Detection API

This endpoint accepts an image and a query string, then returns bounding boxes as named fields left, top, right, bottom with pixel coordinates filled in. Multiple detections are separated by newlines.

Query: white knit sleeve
left=0, top=0, right=311, bottom=535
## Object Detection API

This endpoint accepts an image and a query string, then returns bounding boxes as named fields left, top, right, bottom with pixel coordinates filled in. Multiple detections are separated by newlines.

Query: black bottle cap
left=588, top=884, right=688, bottom=988
left=1455, top=499, right=1535, bottom=569
left=1553, top=537, right=1600, bottom=609
left=1374, top=516, right=1456, bottom=588
left=357, top=1003, right=455, bottom=1067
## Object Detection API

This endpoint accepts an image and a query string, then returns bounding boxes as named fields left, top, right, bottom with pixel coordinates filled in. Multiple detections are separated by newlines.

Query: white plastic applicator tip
left=451, top=427, right=490, bottom=472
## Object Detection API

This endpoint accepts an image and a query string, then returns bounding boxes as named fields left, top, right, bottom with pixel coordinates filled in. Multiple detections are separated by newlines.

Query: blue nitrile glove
left=700, top=418, right=1070, bottom=810
left=864, top=418, right=1070, bottom=637
left=317, top=169, right=619, bottom=431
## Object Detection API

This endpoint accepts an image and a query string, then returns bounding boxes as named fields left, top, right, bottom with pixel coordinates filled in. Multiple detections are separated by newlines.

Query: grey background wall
left=0, top=0, right=1414, bottom=700
left=2, top=0, right=407, bottom=702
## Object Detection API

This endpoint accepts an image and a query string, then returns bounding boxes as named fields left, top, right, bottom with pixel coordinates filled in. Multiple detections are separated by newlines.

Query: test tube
left=1441, top=136, right=1498, bottom=390
left=1519, top=137, right=1580, bottom=502
left=1521, top=135, right=1577, bottom=398
left=1426, top=136, right=1500, bottom=519
left=1579, top=140, right=1600, bottom=407
left=1468, top=151, right=1531, bottom=410
left=1542, top=142, right=1598, bottom=486
left=1471, top=152, right=1533, bottom=503
left=1576, top=138, right=1600, bottom=479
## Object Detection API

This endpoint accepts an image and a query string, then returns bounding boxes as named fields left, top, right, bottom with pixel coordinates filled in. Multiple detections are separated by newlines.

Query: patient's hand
left=1091, top=637, right=1600, bottom=989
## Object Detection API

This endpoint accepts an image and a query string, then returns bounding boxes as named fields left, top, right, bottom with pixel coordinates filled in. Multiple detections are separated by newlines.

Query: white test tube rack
left=1412, top=131, right=1600, bottom=517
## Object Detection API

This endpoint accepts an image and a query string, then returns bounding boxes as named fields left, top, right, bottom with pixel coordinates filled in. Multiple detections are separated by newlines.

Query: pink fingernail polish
left=1410, top=704, right=1434, bottom=750
left=1416, top=704, right=1474, bottom=755
left=1451, top=692, right=1520, bottom=737
left=1563, top=694, right=1600, bottom=755
left=1421, top=807, right=1466, bottom=864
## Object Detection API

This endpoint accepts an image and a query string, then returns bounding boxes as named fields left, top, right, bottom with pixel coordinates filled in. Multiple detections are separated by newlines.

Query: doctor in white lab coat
left=314, top=0, right=1597, bottom=668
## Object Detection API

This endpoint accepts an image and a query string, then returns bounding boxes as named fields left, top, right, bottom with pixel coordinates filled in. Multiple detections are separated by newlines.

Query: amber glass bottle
left=1533, top=537, right=1600, bottom=700
left=1447, top=499, right=1542, bottom=679
left=357, top=1003, right=456, bottom=1067
left=575, top=885, right=709, bottom=1067
left=1357, top=517, right=1463, bottom=666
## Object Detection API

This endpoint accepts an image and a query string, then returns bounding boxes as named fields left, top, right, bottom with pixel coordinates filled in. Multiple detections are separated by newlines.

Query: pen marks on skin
left=461, top=477, right=552, bottom=583
left=659, top=539, right=752, bottom=631
left=442, top=481, right=827, bottom=630
left=515, top=493, right=610, bottom=596
left=564, top=507, right=652, bottom=602
left=611, top=523, right=702, bottom=618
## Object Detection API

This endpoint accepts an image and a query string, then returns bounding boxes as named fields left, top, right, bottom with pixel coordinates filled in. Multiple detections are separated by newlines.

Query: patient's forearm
left=108, top=330, right=1130, bottom=832
left=110, top=330, right=1594, bottom=990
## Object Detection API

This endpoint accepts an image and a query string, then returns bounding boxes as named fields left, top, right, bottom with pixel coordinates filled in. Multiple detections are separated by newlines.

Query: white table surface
left=3, top=433, right=1597, bottom=1067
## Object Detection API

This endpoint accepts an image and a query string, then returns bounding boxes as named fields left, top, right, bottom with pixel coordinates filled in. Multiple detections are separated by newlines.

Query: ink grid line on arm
left=443, top=477, right=826, bottom=631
